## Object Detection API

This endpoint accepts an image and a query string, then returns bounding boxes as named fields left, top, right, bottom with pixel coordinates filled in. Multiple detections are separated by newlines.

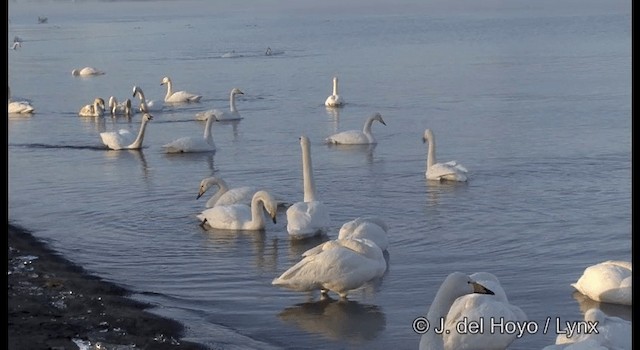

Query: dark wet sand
left=8, top=223, right=210, bottom=350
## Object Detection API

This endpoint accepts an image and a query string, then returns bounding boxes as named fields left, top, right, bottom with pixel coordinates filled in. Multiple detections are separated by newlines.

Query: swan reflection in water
left=325, top=106, right=340, bottom=134
left=278, top=296, right=386, bottom=343
left=103, top=149, right=150, bottom=182
left=200, top=227, right=278, bottom=273
left=572, top=291, right=632, bottom=322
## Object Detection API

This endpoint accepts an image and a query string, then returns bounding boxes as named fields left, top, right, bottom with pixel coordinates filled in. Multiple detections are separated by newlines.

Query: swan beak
left=271, top=213, right=277, bottom=224
left=470, top=281, right=494, bottom=295
left=422, top=137, right=427, bottom=144
left=196, top=192, right=203, bottom=199
left=380, top=120, right=387, bottom=126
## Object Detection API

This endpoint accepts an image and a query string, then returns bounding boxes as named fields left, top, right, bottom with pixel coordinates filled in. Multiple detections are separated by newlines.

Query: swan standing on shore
left=326, top=112, right=386, bottom=145
left=196, top=190, right=278, bottom=231
left=286, top=136, right=330, bottom=239
left=8, top=87, right=35, bottom=114
left=571, top=260, right=631, bottom=306
left=419, top=272, right=495, bottom=350
left=78, top=98, right=106, bottom=117
left=161, top=76, right=202, bottom=103
left=197, top=177, right=255, bottom=208
left=71, top=67, right=105, bottom=76
left=324, top=76, right=344, bottom=107
left=196, top=88, right=244, bottom=121
left=422, top=128, right=468, bottom=182
left=99, top=113, right=153, bottom=150
left=162, top=113, right=216, bottom=153
left=132, top=85, right=163, bottom=113
left=337, top=216, right=389, bottom=251
left=108, top=96, right=132, bottom=117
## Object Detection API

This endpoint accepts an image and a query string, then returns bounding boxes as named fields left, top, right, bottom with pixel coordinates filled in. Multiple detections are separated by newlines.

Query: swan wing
left=166, top=91, right=202, bottom=103
left=195, top=109, right=216, bottom=121
left=286, top=201, right=330, bottom=238
left=571, top=261, right=632, bottom=305
left=215, top=187, right=255, bottom=207
left=9, top=101, right=35, bottom=114
left=427, top=162, right=468, bottom=182
left=163, top=137, right=213, bottom=153
left=325, top=95, right=343, bottom=107
left=338, top=219, right=389, bottom=251
left=325, top=130, right=369, bottom=145
left=198, top=204, right=252, bottom=230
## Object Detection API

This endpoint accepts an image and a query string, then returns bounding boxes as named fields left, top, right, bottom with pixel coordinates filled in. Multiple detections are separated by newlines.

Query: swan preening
left=324, top=76, right=344, bottom=107
left=542, top=308, right=631, bottom=350
left=571, top=260, right=631, bottom=306
left=422, top=128, right=468, bottom=182
left=108, top=96, right=132, bottom=117
left=196, top=88, right=244, bottom=121
left=8, top=87, right=35, bottom=114
left=337, top=216, right=389, bottom=251
left=326, top=112, right=386, bottom=145
left=132, top=85, right=163, bottom=113
left=418, top=272, right=495, bottom=350
left=197, top=176, right=255, bottom=208
left=161, top=76, right=202, bottom=103
left=196, top=190, right=278, bottom=231
left=162, top=113, right=216, bottom=153
left=272, top=237, right=387, bottom=299
left=286, top=136, right=330, bottom=239
left=99, top=113, right=153, bottom=150
left=71, top=67, right=105, bottom=76
left=78, top=98, right=106, bottom=117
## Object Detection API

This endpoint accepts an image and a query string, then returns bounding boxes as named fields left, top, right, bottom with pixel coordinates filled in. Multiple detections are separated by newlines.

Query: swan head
left=372, top=112, right=386, bottom=126
left=422, top=129, right=433, bottom=144
left=95, top=98, right=106, bottom=110
left=142, top=113, right=154, bottom=122
left=196, top=176, right=222, bottom=199
left=299, top=135, right=310, bottom=148
left=254, top=190, right=278, bottom=224
left=109, top=96, right=117, bottom=107
left=231, top=88, right=244, bottom=96
left=71, top=69, right=80, bottom=76
left=132, top=85, right=141, bottom=97
left=160, top=76, right=171, bottom=85
left=333, top=76, right=338, bottom=83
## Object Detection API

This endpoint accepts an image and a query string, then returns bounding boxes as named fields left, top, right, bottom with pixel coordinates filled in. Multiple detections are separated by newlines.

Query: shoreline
left=8, top=222, right=210, bottom=350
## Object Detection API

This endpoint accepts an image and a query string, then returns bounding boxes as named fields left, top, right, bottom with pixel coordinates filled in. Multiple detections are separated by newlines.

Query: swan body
left=337, top=216, right=389, bottom=251
left=78, top=98, right=106, bottom=117
left=160, top=76, right=202, bottom=103
left=324, top=76, right=344, bottom=107
left=325, top=112, right=386, bottom=145
left=71, top=67, right=105, bottom=76
left=196, top=190, right=278, bottom=231
left=108, top=96, right=132, bottom=117
left=197, top=176, right=255, bottom=208
left=162, top=113, right=216, bottom=153
left=132, top=85, right=163, bottom=113
left=272, top=237, right=386, bottom=299
left=418, top=272, right=495, bottom=350
left=542, top=308, right=631, bottom=350
left=287, top=136, right=330, bottom=239
left=571, top=260, right=631, bottom=306
left=196, top=88, right=244, bottom=121
left=8, top=86, right=35, bottom=114
left=99, top=113, right=153, bottom=150
left=442, top=272, right=528, bottom=350
left=422, top=128, right=468, bottom=182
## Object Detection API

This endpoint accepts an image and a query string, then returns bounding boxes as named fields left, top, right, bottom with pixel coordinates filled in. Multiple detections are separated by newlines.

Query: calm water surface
left=8, top=1, right=631, bottom=349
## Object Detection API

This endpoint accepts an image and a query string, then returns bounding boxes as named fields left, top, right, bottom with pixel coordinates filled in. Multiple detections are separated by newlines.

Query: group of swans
left=71, top=66, right=105, bottom=77
left=196, top=88, right=244, bottom=121
left=162, top=113, right=216, bottom=153
left=8, top=87, right=35, bottom=114
left=108, top=96, right=133, bottom=117
left=78, top=98, right=106, bottom=117
left=99, top=113, right=153, bottom=150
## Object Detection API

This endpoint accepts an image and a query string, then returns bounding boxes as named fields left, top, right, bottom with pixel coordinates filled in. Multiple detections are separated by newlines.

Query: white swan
left=108, top=96, right=132, bottom=117
left=8, top=87, right=35, bottom=114
left=197, top=176, right=255, bottom=208
left=160, top=76, right=202, bottom=103
left=441, top=272, right=528, bottom=350
left=422, top=128, right=469, bottom=182
left=571, top=260, right=631, bottom=306
left=272, top=237, right=386, bottom=299
left=71, top=67, right=105, bottom=76
left=78, top=98, right=106, bottom=117
left=132, top=85, right=163, bottom=113
left=195, top=88, right=244, bottom=121
left=286, top=136, right=330, bottom=239
left=324, top=76, right=344, bottom=107
left=196, top=190, right=278, bottom=231
left=337, top=216, right=389, bottom=251
left=325, top=112, right=386, bottom=145
left=11, top=41, right=21, bottom=50
left=162, top=113, right=216, bottom=153
left=418, top=272, right=495, bottom=350
left=99, top=113, right=153, bottom=150
left=542, top=308, right=631, bottom=350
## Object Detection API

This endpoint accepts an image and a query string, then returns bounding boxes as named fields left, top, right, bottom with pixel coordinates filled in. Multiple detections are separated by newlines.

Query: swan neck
left=301, top=141, right=317, bottom=202
left=426, top=134, right=436, bottom=169
left=332, top=78, right=339, bottom=95
left=128, top=118, right=149, bottom=149
left=164, top=80, right=173, bottom=101
left=203, top=116, right=215, bottom=144
left=230, top=91, right=238, bottom=112
left=250, top=195, right=266, bottom=227
left=362, top=116, right=376, bottom=134
left=207, top=180, right=227, bottom=208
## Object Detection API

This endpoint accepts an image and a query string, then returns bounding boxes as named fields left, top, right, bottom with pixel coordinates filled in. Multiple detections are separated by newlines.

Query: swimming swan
left=196, top=88, right=244, bottom=121
left=325, top=112, right=386, bottom=145
left=78, top=98, right=106, bottom=117
left=162, top=113, right=216, bottom=153
left=196, top=190, right=278, bottom=231
left=543, top=308, right=631, bottom=350
left=99, top=113, right=153, bottom=150
left=337, top=216, right=389, bottom=251
left=8, top=87, right=35, bottom=114
left=197, top=176, right=255, bottom=208
left=160, top=76, right=202, bottom=103
left=418, top=272, right=495, bottom=350
left=132, top=85, right=163, bottom=113
left=422, top=128, right=468, bottom=182
left=272, top=237, right=386, bottom=299
left=571, top=260, right=631, bottom=306
left=71, top=67, right=105, bottom=76
left=324, top=76, right=344, bottom=107
left=286, top=136, right=330, bottom=239
left=108, top=96, right=132, bottom=117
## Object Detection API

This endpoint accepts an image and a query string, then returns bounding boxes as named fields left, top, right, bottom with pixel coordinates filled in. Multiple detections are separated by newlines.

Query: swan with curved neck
left=197, top=176, right=255, bottom=208
left=326, top=112, right=386, bottom=145
left=108, top=96, right=132, bottom=117
left=419, top=272, right=494, bottom=350
left=160, top=76, right=202, bottom=103
left=132, top=85, right=163, bottom=113
left=570, top=260, right=631, bottom=306
left=196, top=190, right=278, bottom=231
left=196, top=88, right=244, bottom=121
left=162, top=113, right=216, bottom=153
left=286, top=136, right=330, bottom=239
left=78, top=98, right=106, bottom=117
left=422, top=129, right=468, bottom=182
left=324, top=76, right=344, bottom=107
left=99, top=113, right=153, bottom=150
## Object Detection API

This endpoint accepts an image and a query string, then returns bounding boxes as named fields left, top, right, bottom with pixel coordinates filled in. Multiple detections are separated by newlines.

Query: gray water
left=8, top=1, right=631, bottom=349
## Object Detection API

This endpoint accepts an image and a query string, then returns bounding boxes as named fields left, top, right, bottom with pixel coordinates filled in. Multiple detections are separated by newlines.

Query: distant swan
left=324, top=76, right=344, bottom=107
left=221, top=50, right=241, bottom=58
left=286, top=136, right=330, bottom=239
left=272, top=237, right=386, bottom=299
left=325, top=112, right=386, bottom=145
left=8, top=87, right=35, bottom=114
left=197, top=176, right=255, bottom=208
left=337, top=216, right=389, bottom=251
left=160, top=76, right=202, bottom=103
left=418, top=272, right=495, bottom=350
left=196, top=88, right=244, bottom=121
left=162, top=113, right=216, bottom=153
left=78, top=98, right=106, bottom=117
left=196, top=190, right=278, bottom=231
left=108, top=96, right=132, bottom=117
left=422, top=128, right=468, bottom=182
left=571, top=260, right=631, bottom=306
left=71, top=67, right=105, bottom=76
left=99, top=113, right=153, bottom=150
left=542, top=308, right=631, bottom=350
left=132, top=85, right=163, bottom=113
